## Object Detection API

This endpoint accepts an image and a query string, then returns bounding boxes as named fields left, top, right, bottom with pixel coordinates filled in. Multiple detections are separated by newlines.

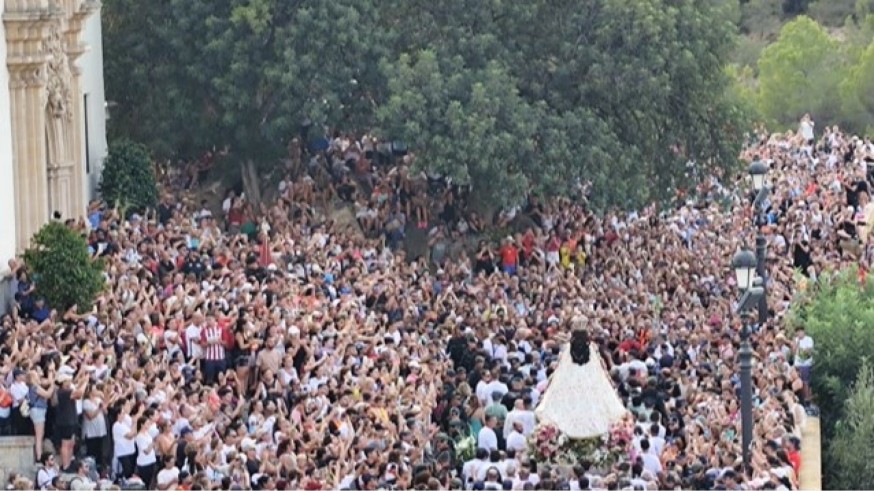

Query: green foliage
left=739, top=0, right=785, bottom=38
left=840, top=39, right=874, bottom=128
left=22, top=222, right=105, bottom=313
left=100, top=140, right=158, bottom=212
left=376, top=52, right=538, bottom=207
left=104, top=0, right=750, bottom=210
left=808, top=0, right=857, bottom=27
left=786, top=268, right=874, bottom=487
left=757, top=16, right=848, bottom=127
left=786, top=269, right=874, bottom=429
left=826, top=360, right=874, bottom=490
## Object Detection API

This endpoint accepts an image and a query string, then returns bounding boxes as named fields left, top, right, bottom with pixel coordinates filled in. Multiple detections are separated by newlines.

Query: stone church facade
left=0, top=0, right=107, bottom=266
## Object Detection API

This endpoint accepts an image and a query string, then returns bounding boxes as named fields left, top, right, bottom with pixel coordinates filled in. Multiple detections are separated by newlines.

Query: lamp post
left=749, top=160, right=770, bottom=325
left=732, top=248, right=763, bottom=474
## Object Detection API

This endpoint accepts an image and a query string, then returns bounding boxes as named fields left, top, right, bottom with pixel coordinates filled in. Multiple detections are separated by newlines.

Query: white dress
left=535, top=343, right=628, bottom=439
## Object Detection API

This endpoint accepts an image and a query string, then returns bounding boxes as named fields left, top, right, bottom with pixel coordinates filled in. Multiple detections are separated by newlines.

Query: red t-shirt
left=546, top=237, right=560, bottom=252
left=227, top=208, right=244, bottom=226
left=618, top=338, right=642, bottom=353
left=522, top=233, right=535, bottom=258
left=500, top=245, right=519, bottom=267
left=788, top=450, right=801, bottom=475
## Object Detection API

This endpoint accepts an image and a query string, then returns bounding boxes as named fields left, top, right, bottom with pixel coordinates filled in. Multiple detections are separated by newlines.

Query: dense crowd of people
left=1, top=118, right=870, bottom=490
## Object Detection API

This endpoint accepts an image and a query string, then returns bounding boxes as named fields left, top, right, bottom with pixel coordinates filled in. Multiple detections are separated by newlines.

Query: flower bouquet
left=455, top=434, right=476, bottom=463
left=527, top=419, right=632, bottom=469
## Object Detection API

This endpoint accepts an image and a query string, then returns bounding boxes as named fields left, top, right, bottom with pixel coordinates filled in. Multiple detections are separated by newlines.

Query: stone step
left=800, top=416, right=822, bottom=491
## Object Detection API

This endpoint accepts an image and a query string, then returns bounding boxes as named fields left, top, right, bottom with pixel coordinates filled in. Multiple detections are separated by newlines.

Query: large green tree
left=104, top=0, right=750, bottom=209
left=757, top=16, right=848, bottom=125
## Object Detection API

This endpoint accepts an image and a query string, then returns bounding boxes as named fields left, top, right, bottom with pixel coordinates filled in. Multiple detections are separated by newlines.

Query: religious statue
left=44, top=25, right=73, bottom=120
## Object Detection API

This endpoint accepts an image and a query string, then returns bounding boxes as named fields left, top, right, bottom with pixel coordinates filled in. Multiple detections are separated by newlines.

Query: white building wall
left=0, top=1, right=19, bottom=270
left=79, top=7, right=108, bottom=201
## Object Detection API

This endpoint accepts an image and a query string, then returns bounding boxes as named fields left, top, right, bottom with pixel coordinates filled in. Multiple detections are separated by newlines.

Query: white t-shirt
left=9, top=381, right=28, bottom=407
left=800, top=120, right=815, bottom=141
left=156, top=466, right=180, bottom=488
left=641, top=452, right=662, bottom=475
left=477, top=426, right=498, bottom=451
left=135, top=431, right=157, bottom=466
left=185, top=324, right=203, bottom=360
left=795, top=335, right=814, bottom=367
left=513, top=474, right=540, bottom=490
left=112, top=416, right=136, bottom=457
left=506, top=430, right=527, bottom=452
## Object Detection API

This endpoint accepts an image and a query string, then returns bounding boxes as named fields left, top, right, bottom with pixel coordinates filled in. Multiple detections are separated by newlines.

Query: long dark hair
left=570, top=329, right=591, bottom=365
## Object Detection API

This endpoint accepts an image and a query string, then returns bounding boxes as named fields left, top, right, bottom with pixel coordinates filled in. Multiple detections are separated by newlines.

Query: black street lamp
left=732, top=248, right=764, bottom=474
left=749, top=160, right=770, bottom=325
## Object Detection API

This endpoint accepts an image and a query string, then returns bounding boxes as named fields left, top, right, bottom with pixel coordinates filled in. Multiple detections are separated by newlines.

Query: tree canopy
left=786, top=268, right=874, bottom=487
left=104, top=0, right=749, bottom=209
left=757, top=16, right=847, bottom=125
left=22, top=222, right=105, bottom=313
left=100, top=139, right=159, bottom=213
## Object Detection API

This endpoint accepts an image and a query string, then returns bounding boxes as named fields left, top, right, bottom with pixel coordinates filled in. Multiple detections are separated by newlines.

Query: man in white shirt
left=505, top=421, right=527, bottom=452
left=155, top=456, right=180, bottom=490
left=475, top=371, right=495, bottom=406
left=477, top=416, right=499, bottom=452
left=648, top=424, right=666, bottom=457
left=462, top=449, right=489, bottom=488
left=794, top=327, right=814, bottom=403
left=512, top=461, right=540, bottom=490
left=184, top=315, right=204, bottom=361
left=639, top=439, right=662, bottom=475
left=112, top=407, right=137, bottom=479
left=506, top=397, right=537, bottom=437
left=504, top=399, right=525, bottom=439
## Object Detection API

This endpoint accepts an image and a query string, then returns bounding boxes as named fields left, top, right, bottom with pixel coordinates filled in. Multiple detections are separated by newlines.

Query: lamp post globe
left=749, top=160, right=769, bottom=192
left=732, top=249, right=757, bottom=291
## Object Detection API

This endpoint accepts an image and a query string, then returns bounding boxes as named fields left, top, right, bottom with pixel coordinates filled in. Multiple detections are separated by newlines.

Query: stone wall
left=0, top=436, right=35, bottom=486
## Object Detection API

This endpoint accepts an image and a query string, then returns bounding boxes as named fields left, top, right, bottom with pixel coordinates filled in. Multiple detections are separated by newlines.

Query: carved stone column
left=4, top=2, right=56, bottom=252
left=43, top=22, right=77, bottom=221
left=64, top=0, right=98, bottom=217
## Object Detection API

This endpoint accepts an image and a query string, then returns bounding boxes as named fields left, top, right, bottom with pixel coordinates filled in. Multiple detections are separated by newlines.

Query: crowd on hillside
left=1, top=117, right=871, bottom=491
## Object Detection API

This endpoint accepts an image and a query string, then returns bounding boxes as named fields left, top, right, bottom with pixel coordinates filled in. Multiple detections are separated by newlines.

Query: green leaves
left=787, top=268, right=874, bottom=487
left=757, top=16, right=847, bottom=125
left=827, top=359, right=874, bottom=490
left=22, top=222, right=105, bottom=313
left=100, top=140, right=158, bottom=213
left=105, top=0, right=749, bottom=210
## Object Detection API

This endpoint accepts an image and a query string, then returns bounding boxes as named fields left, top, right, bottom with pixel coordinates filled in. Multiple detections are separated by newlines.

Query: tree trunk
left=241, top=159, right=262, bottom=206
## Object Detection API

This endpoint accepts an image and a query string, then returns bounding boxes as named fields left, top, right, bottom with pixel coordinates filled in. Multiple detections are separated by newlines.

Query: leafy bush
left=99, top=139, right=158, bottom=212
left=22, top=222, right=105, bottom=313
left=827, top=360, right=874, bottom=490
left=786, top=267, right=874, bottom=488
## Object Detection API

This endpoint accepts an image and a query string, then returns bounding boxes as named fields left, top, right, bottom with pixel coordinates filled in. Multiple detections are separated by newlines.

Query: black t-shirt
left=793, top=243, right=813, bottom=273
left=847, top=180, right=869, bottom=208
left=183, top=259, right=206, bottom=279
left=55, top=388, right=78, bottom=427
left=158, top=204, right=174, bottom=225
left=839, top=220, right=858, bottom=240
left=175, top=438, right=188, bottom=469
